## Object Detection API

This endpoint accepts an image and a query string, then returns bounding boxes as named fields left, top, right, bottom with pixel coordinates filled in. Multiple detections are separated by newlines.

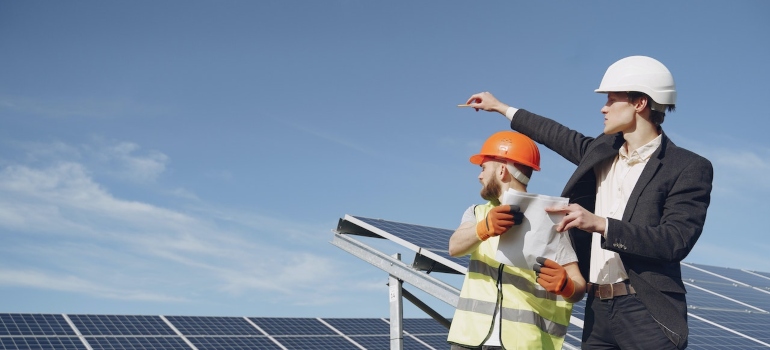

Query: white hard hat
left=595, top=56, right=676, bottom=112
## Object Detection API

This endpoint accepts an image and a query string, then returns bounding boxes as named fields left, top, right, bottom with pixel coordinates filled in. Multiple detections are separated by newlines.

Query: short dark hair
left=627, top=91, right=675, bottom=126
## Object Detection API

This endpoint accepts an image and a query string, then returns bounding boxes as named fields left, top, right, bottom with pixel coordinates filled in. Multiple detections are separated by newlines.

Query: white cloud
left=7, top=138, right=170, bottom=184
left=0, top=268, right=187, bottom=302
left=98, top=141, right=169, bottom=183
left=0, top=144, right=356, bottom=306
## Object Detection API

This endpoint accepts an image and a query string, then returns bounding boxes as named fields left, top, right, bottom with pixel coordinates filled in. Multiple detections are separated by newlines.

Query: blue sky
left=1, top=1, right=769, bottom=319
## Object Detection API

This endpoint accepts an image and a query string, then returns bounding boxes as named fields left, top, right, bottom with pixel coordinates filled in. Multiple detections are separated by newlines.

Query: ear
left=497, top=162, right=510, bottom=181
left=497, top=163, right=511, bottom=182
left=634, top=95, right=649, bottom=113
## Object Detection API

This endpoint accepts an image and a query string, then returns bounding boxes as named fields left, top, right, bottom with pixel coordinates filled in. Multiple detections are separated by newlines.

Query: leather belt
left=588, top=281, right=636, bottom=300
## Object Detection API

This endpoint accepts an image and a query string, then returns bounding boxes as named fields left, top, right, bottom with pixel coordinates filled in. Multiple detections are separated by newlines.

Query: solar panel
left=0, top=337, right=85, bottom=350
left=323, top=318, right=388, bottom=335
left=410, top=334, right=452, bottom=349
left=249, top=317, right=335, bottom=336
left=0, top=315, right=453, bottom=350
left=689, top=310, right=770, bottom=347
left=67, top=315, right=176, bottom=336
left=164, top=316, right=261, bottom=336
left=337, top=215, right=469, bottom=274
left=277, top=336, right=364, bottom=350
left=0, top=314, right=75, bottom=336
left=187, top=336, right=282, bottom=350
left=86, top=337, right=191, bottom=350
left=402, top=318, right=447, bottom=334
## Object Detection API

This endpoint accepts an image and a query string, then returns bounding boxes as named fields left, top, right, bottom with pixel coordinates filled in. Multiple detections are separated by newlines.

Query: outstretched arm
left=465, top=92, right=513, bottom=120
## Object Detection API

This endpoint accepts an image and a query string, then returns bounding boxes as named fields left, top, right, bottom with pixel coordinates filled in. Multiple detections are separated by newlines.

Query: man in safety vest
left=447, top=131, right=586, bottom=350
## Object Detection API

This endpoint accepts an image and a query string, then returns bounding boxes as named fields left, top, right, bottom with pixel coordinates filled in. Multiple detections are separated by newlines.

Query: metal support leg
left=389, top=253, right=403, bottom=350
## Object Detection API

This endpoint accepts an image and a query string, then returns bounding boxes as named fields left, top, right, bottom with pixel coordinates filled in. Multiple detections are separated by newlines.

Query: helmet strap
left=505, top=163, right=530, bottom=186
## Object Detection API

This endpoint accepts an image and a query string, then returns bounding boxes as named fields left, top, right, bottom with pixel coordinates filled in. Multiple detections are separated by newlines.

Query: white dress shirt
left=589, top=135, right=662, bottom=283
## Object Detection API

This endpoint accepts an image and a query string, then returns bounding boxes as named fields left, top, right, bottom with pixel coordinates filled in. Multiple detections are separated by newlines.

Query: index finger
left=544, top=206, right=569, bottom=214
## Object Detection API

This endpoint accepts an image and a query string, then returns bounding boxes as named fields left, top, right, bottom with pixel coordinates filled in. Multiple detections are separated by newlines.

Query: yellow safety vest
left=447, top=202, right=573, bottom=350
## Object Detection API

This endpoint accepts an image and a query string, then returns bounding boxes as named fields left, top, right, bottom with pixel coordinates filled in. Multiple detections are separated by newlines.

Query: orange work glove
left=476, top=205, right=523, bottom=241
left=533, top=256, right=575, bottom=298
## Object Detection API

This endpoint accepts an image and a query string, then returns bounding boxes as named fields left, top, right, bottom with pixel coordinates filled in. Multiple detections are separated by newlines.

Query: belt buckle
left=598, top=284, right=614, bottom=300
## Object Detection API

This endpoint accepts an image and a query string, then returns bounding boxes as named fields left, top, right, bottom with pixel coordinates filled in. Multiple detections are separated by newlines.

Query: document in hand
left=495, top=189, right=570, bottom=269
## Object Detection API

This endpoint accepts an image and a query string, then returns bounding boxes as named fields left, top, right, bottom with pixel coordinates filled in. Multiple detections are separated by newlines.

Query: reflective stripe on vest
left=447, top=201, right=573, bottom=349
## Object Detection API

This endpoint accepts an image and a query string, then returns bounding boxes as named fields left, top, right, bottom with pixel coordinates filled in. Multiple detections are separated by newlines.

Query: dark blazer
left=511, top=109, right=713, bottom=349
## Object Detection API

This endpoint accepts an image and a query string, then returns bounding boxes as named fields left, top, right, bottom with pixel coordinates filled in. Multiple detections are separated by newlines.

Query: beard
left=480, top=178, right=502, bottom=202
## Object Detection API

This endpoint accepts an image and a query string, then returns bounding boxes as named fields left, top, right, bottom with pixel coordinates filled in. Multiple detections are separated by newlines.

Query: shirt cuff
left=602, top=218, right=609, bottom=238
left=505, top=106, right=519, bottom=120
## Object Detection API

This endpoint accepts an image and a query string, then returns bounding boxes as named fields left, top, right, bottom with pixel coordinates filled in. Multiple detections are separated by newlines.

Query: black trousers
left=582, top=294, right=679, bottom=350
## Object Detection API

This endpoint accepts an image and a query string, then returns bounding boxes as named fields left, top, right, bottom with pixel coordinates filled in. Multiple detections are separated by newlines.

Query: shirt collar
left=619, top=134, right=662, bottom=165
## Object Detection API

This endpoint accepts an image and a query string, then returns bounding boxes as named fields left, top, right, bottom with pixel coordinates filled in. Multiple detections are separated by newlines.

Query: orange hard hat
left=469, top=131, right=540, bottom=171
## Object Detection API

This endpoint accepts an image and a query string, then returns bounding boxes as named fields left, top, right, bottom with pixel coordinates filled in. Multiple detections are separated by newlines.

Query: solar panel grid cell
left=277, top=335, right=363, bottom=349
left=564, top=329, right=583, bottom=348
left=0, top=314, right=74, bottom=336
left=165, top=316, right=261, bottom=336
left=687, top=263, right=770, bottom=289
left=322, top=318, right=387, bottom=336
left=249, top=318, right=335, bottom=336
left=188, top=336, right=282, bottom=350
left=69, top=315, right=176, bottom=336
left=750, top=270, right=770, bottom=280
left=412, top=334, right=452, bottom=349
left=401, top=318, right=447, bottom=334
left=0, top=337, right=85, bottom=350
left=86, top=336, right=190, bottom=350
left=691, top=282, right=770, bottom=313
left=690, top=310, right=770, bottom=345
left=354, top=217, right=452, bottom=251
left=345, top=335, right=390, bottom=349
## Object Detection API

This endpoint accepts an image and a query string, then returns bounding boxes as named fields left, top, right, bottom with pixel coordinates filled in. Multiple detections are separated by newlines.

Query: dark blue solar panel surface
left=352, top=216, right=470, bottom=271
left=690, top=310, right=770, bottom=344
left=688, top=313, right=770, bottom=349
left=752, top=270, right=770, bottom=280
left=249, top=317, right=335, bottom=336
left=354, top=216, right=452, bottom=250
left=354, top=335, right=435, bottom=349
left=87, top=337, right=190, bottom=350
left=684, top=263, right=770, bottom=311
left=0, top=314, right=74, bottom=336
left=68, top=315, right=175, bottom=336
left=687, top=263, right=770, bottom=289
left=0, top=337, right=85, bottom=350
left=278, top=336, right=362, bottom=349
left=188, top=336, right=282, bottom=350
left=412, top=334, right=454, bottom=349
left=402, top=318, right=447, bottom=334
left=323, top=318, right=387, bottom=335
left=165, top=316, right=261, bottom=336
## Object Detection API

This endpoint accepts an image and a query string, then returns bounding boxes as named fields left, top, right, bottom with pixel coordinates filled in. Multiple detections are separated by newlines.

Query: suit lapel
left=562, top=134, right=623, bottom=195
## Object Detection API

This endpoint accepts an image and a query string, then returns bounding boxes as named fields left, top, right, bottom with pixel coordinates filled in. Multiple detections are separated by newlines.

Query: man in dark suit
left=464, top=56, right=713, bottom=349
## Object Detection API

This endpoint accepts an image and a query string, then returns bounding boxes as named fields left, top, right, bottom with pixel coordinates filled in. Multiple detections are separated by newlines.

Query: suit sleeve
left=604, top=154, right=713, bottom=262
left=510, top=109, right=595, bottom=166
